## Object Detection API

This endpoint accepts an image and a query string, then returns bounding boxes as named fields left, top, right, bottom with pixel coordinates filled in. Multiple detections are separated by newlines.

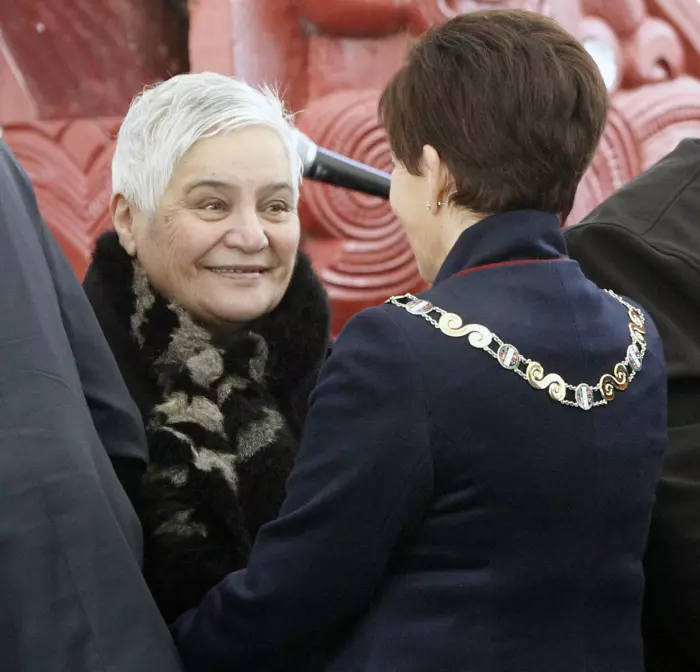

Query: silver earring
left=426, top=200, right=431, bottom=211
left=437, top=200, right=446, bottom=207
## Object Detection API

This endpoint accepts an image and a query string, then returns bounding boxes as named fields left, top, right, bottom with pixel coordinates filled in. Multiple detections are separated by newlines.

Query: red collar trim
left=452, top=258, right=569, bottom=279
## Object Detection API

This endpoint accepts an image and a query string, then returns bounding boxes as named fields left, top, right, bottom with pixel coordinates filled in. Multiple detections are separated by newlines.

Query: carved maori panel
left=2, top=119, right=119, bottom=279
left=571, top=0, right=700, bottom=217
left=0, top=0, right=187, bottom=122
left=187, top=0, right=700, bottom=330
left=296, top=88, right=425, bottom=331
left=0, top=32, right=36, bottom=121
left=3, top=0, right=700, bottom=332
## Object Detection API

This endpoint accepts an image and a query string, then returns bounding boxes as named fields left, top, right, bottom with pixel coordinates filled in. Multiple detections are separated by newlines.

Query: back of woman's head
left=379, top=10, right=608, bottom=217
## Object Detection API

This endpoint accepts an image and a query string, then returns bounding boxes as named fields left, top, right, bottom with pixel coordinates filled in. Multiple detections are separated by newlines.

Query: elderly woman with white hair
left=82, top=72, right=331, bottom=624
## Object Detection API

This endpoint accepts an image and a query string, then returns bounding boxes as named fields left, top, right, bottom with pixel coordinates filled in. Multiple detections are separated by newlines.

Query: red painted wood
left=0, top=0, right=187, bottom=121
left=294, top=0, right=410, bottom=37
left=3, top=0, right=700, bottom=333
left=2, top=119, right=119, bottom=279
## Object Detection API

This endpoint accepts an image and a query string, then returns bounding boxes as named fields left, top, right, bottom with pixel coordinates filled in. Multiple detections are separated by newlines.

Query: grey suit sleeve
left=0, top=140, right=184, bottom=672
left=0, top=142, right=148, bottom=467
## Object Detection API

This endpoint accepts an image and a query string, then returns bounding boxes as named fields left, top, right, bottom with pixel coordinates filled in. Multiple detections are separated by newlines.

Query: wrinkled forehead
left=168, top=126, right=299, bottom=198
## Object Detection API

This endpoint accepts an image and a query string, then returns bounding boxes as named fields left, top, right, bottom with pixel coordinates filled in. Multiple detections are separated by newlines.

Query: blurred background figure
left=567, top=139, right=700, bottom=672
left=82, top=72, right=330, bottom=623
left=0, top=140, right=184, bottom=672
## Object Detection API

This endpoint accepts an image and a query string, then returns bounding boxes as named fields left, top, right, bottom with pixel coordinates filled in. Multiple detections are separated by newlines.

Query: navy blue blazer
left=174, top=210, right=667, bottom=672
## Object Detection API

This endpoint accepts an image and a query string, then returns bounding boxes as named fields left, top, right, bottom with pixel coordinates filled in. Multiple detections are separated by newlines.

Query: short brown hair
left=379, top=10, right=608, bottom=217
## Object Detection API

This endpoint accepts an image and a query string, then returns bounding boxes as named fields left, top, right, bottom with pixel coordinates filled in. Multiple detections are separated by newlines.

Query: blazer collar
left=434, top=209, right=568, bottom=285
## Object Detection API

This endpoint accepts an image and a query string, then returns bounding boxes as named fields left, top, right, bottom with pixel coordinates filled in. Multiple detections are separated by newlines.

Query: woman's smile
left=206, top=264, right=269, bottom=280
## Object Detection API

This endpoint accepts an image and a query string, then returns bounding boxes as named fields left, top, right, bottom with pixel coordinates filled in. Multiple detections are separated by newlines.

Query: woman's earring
left=426, top=200, right=431, bottom=211
left=437, top=200, right=446, bottom=207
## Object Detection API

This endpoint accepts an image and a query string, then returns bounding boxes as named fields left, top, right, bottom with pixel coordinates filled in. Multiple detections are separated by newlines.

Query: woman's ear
left=110, top=193, right=137, bottom=257
left=422, top=144, right=449, bottom=212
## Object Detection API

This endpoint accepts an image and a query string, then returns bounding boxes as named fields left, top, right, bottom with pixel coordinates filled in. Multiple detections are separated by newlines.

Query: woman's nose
left=222, top=211, right=269, bottom=252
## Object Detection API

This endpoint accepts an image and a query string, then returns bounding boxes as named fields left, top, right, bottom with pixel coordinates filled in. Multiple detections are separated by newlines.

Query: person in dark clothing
left=566, top=137, right=700, bottom=672
left=82, top=72, right=331, bottom=624
left=172, top=11, right=667, bottom=672
left=0, top=140, right=183, bottom=671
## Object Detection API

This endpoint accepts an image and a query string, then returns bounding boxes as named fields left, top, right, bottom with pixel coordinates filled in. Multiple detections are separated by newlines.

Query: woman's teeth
left=209, top=267, right=264, bottom=274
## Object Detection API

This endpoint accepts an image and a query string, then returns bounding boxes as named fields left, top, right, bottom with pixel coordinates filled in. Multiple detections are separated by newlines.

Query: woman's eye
left=265, top=201, right=291, bottom=214
left=201, top=201, right=225, bottom=212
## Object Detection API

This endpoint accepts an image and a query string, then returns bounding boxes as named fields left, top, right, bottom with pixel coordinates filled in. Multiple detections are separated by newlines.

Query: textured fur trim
left=88, top=231, right=330, bottom=621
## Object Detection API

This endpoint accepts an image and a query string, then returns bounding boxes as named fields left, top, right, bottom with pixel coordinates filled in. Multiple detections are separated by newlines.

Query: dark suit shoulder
left=334, top=302, right=421, bottom=367
left=571, top=138, right=700, bottom=247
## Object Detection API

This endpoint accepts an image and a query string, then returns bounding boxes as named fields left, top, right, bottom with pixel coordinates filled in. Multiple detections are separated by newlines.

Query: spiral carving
left=525, top=362, right=567, bottom=401
left=296, top=89, right=426, bottom=330
left=613, top=77, right=700, bottom=169
left=650, top=0, right=700, bottom=73
left=297, top=89, right=394, bottom=240
left=3, top=0, right=700, bottom=338
left=437, top=314, right=493, bottom=347
left=621, top=17, right=684, bottom=87
left=582, top=0, right=647, bottom=38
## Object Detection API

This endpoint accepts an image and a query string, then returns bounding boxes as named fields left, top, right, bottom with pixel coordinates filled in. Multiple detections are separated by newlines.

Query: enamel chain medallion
left=386, top=291, right=647, bottom=411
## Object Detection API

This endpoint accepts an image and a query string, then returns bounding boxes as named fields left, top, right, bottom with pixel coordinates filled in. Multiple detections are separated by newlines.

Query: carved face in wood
left=115, top=126, right=300, bottom=334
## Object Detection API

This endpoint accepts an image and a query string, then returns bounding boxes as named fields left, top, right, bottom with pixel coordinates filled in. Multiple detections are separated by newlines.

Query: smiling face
left=112, top=126, right=300, bottom=333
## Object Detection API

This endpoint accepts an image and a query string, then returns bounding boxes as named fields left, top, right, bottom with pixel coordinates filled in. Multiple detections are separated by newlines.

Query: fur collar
left=86, top=231, right=331, bottom=621
left=89, top=231, right=330, bottom=405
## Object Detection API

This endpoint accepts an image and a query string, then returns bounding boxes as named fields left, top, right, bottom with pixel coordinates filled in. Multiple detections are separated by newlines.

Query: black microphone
left=293, top=130, right=391, bottom=200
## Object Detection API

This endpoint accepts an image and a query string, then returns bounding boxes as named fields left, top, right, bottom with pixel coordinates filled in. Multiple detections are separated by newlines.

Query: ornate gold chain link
left=386, top=290, right=647, bottom=411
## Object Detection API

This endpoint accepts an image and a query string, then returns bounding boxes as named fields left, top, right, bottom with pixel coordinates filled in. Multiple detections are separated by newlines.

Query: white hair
left=112, top=72, right=302, bottom=215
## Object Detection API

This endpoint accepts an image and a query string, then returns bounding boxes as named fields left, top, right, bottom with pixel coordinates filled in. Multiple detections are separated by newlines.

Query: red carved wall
left=3, top=0, right=700, bottom=333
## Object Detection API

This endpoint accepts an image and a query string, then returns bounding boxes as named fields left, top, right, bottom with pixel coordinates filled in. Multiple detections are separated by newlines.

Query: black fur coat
left=83, top=232, right=331, bottom=622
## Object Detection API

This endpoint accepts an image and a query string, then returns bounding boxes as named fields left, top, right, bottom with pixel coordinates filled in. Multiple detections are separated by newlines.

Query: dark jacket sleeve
left=566, top=221, right=700, bottom=671
left=173, top=307, right=434, bottom=671
left=643, top=423, right=700, bottom=671
left=2, top=145, right=149, bottom=473
left=0, top=143, right=149, bottom=542
left=566, top=222, right=700, bottom=385
left=0, top=139, right=185, bottom=672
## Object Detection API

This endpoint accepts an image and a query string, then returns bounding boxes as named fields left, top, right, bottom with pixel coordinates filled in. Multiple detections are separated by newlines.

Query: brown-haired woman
left=173, top=11, right=668, bottom=672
